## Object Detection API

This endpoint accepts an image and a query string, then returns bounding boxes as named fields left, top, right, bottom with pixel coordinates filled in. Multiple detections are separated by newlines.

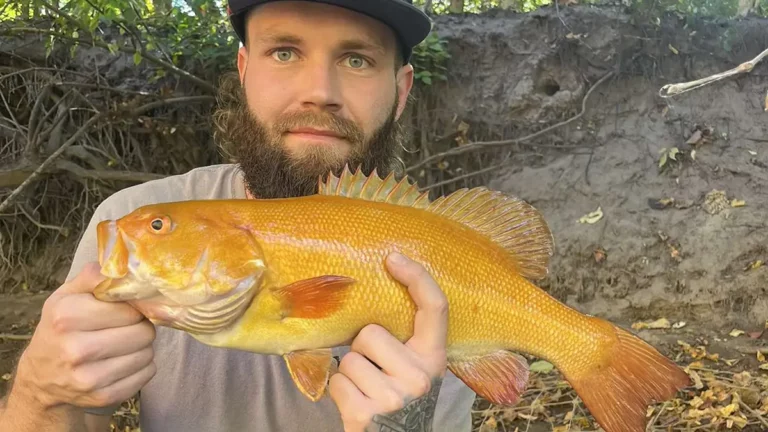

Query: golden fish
left=93, top=166, right=689, bottom=432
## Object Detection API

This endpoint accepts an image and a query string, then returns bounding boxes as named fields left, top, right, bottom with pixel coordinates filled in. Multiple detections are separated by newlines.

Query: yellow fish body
left=93, top=166, right=689, bottom=432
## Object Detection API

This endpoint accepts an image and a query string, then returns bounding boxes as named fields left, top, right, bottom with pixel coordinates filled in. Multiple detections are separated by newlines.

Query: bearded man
left=0, top=1, right=477, bottom=431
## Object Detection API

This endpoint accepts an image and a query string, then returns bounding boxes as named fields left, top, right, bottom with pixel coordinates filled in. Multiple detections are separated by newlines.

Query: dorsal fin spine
left=317, top=164, right=554, bottom=280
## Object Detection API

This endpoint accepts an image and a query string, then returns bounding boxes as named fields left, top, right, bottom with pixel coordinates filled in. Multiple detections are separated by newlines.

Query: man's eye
left=272, top=49, right=294, bottom=62
left=346, top=55, right=368, bottom=68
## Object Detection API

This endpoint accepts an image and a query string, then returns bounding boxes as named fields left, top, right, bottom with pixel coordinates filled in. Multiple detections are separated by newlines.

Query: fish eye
left=151, top=219, right=163, bottom=231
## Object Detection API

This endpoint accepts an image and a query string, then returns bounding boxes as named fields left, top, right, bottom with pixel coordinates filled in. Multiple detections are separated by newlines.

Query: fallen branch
left=419, top=162, right=508, bottom=192
left=0, top=112, right=104, bottom=214
left=406, top=71, right=614, bottom=174
left=0, top=334, right=32, bottom=341
left=0, top=161, right=166, bottom=188
left=659, top=46, right=768, bottom=98
left=130, top=96, right=215, bottom=117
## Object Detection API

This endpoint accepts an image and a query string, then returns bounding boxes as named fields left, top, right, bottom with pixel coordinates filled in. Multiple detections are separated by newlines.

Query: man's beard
left=213, top=77, right=406, bottom=199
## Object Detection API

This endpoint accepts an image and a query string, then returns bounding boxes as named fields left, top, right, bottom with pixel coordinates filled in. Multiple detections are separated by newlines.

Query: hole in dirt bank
left=535, top=76, right=561, bottom=96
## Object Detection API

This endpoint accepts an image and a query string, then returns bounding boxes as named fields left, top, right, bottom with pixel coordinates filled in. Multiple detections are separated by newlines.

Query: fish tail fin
left=564, top=318, right=690, bottom=432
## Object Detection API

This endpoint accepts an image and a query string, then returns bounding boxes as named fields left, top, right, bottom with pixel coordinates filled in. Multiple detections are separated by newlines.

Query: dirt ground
left=2, top=4, right=768, bottom=431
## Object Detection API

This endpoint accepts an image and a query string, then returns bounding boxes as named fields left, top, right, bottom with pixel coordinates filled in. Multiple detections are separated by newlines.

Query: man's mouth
left=286, top=127, right=345, bottom=142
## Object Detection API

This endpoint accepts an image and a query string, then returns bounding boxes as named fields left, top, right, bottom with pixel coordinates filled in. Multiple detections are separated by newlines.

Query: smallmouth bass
left=93, top=165, right=690, bottom=432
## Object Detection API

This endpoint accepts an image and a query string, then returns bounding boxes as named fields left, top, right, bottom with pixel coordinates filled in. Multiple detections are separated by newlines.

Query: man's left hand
left=329, top=251, right=449, bottom=432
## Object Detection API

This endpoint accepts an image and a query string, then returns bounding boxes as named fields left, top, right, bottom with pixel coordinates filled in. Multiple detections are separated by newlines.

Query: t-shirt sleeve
left=434, top=371, right=476, bottom=431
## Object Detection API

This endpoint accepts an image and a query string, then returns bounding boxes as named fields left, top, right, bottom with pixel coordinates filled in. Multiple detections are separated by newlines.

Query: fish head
left=93, top=203, right=267, bottom=334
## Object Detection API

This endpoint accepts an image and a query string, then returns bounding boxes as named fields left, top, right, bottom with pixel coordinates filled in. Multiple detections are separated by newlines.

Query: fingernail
left=388, top=252, right=407, bottom=265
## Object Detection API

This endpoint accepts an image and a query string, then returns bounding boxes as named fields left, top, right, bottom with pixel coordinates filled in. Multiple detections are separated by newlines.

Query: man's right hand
left=8, top=262, right=156, bottom=415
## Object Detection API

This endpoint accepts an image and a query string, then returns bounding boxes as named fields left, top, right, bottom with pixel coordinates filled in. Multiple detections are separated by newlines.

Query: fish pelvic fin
left=447, top=349, right=530, bottom=406
left=317, top=164, right=432, bottom=209
left=565, top=319, right=690, bottom=432
left=426, top=188, right=554, bottom=280
left=284, top=348, right=334, bottom=402
left=274, top=275, right=356, bottom=319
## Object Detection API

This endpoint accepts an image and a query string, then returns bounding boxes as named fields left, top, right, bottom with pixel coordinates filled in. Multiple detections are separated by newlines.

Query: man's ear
left=394, top=63, right=414, bottom=120
left=237, top=45, right=248, bottom=84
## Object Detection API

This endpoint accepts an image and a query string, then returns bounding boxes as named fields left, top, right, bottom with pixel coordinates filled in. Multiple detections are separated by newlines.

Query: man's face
left=218, top=1, right=414, bottom=199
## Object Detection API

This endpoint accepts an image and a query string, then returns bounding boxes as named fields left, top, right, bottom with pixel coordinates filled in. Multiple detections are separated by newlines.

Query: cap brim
left=228, top=0, right=432, bottom=58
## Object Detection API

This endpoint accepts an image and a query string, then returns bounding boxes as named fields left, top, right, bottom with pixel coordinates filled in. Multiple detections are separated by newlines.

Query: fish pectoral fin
left=274, top=275, right=355, bottom=319
left=284, top=348, right=334, bottom=402
left=448, top=350, right=530, bottom=406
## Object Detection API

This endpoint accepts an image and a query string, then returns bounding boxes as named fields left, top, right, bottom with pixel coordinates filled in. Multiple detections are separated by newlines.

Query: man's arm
left=0, top=264, right=156, bottom=432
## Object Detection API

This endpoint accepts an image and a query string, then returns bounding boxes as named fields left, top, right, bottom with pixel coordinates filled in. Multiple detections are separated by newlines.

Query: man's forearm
left=0, top=387, right=86, bottom=432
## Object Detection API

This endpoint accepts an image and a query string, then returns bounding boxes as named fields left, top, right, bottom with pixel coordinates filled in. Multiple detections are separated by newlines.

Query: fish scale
left=93, top=165, right=690, bottom=432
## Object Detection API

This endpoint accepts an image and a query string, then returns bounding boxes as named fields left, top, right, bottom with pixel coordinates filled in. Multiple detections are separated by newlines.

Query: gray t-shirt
left=66, top=164, right=476, bottom=432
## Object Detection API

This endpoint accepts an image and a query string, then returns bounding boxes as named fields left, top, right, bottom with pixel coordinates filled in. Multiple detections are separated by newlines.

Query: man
left=0, top=0, right=477, bottom=431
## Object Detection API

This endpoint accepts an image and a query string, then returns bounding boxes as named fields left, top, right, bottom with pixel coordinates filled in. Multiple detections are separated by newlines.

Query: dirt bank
left=421, top=6, right=768, bottom=331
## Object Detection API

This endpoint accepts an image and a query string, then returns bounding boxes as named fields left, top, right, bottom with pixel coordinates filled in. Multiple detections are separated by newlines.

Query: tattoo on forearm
left=366, top=377, right=443, bottom=432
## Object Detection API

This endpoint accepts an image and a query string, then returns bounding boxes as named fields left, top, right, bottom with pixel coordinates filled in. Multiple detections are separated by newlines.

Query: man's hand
left=8, top=262, right=156, bottom=415
left=329, top=252, right=449, bottom=432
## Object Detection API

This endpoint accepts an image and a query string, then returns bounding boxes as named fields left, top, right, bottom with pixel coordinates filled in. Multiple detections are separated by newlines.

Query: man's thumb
left=58, top=261, right=107, bottom=294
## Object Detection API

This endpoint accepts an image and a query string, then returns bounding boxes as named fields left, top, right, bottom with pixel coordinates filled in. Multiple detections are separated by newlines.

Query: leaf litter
left=471, top=327, right=768, bottom=432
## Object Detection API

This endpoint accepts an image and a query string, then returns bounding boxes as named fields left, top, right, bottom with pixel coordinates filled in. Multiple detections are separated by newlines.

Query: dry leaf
left=530, top=360, right=554, bottom=374
left=744, top=260, right=763, bottom=271
left=593, top=247, right=607, bottom=263
left=765, top=89, right=768, bottom=112
left=648, top=197, right=675, bottom=210
left=759, top=363, right=768, bottom=370
left=730, top=329, right=745, bottom=337
left=757, top=351, right=765, bottom=362
left=748, top=150, right=757, bottom=156
left=730, top=199, right=746, bottom=207
left=673, top=321, right=687, bottom=329
left=668, top=44, right=679, bottom=54
left=632, top=318, right=671, bottom=330
left=578, top=207, right=603, bottom=224
left=686, top=129, right=703, bottom=145
left=1, top=373, right=10, bottom=381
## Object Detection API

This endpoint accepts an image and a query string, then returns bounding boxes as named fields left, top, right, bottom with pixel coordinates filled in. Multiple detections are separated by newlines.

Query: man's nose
left=298, top=59, right=343, bottom=112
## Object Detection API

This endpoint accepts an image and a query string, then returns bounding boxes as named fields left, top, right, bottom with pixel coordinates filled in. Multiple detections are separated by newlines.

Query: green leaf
left=133, top=51, right=142, bottom=66
left=530, top=360, right=554, bottom=374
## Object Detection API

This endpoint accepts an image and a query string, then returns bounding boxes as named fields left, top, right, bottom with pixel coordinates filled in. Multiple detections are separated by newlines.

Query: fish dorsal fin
left=318, top=164, right=431, bottom=209
left=318, top=165, right=553, bottom=280
left=426, top=187, right=555, bottom=280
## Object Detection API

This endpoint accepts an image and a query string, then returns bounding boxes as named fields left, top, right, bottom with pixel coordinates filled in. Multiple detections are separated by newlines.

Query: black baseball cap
left=226, top=0, right=432, bottom=65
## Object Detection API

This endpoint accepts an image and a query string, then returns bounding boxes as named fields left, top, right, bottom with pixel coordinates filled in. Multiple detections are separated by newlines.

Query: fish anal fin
left=317, top=164, right=431, bottom=209
left=275, top=275, right=355, bottom=319
left=565, top=320, right=690, bottom=432
left=448, top=350, right=530, bottom=406
left=284, top=348, right=333, bottom=402
left=426, top=188, right=554, bottom=280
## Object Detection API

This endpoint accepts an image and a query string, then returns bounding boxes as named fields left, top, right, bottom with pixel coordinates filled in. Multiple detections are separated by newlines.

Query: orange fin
left=284, top=348, right=333, bottom=402
left=318, top=164, right=432, bottom=208
left=318, top=165, right=553, bottom=281
left=566, top=320, right=690, bottom=432
left=448, top=350, right=530, bottom=406
left=426, top=188, right=554, bottom=280
left=274, top=276, right=355, bottom=319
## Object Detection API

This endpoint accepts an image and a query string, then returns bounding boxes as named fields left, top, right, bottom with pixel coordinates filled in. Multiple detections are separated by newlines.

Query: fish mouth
left=97, top=220, right=130, bottom=279
left=94, top=220, right=153, bottom=301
